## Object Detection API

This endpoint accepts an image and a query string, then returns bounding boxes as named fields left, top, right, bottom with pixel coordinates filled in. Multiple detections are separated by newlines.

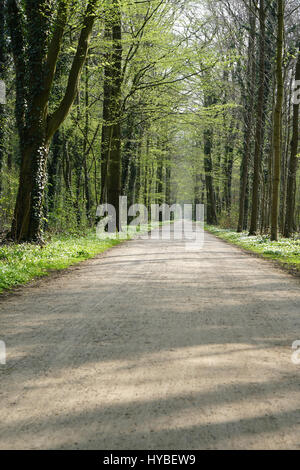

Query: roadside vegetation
left=0, top=232, right=122, bottom=293
left=206, top=225, right=300, bottom=273
left=0, top=221, right=166, bottom=293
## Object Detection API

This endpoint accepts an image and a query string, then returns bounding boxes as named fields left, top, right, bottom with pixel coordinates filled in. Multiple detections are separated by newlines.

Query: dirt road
left=0, top=227, right=300, bottom=449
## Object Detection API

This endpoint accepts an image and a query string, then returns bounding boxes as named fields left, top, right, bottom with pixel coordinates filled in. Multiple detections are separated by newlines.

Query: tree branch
left=46, top=0, right=98, bottom=140
left=43, top=0, right=69, bottom=105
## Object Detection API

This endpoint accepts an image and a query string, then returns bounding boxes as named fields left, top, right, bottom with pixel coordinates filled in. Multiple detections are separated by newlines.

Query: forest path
left=0, top=226, right=300, bottom=450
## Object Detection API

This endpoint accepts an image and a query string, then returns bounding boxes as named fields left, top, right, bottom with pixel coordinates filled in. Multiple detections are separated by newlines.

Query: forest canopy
left=0, top=0, right=299, bottom=243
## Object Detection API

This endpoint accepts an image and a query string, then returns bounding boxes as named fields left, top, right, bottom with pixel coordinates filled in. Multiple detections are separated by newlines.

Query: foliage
left=0, top=0, right=299, bottom=284
left=206, top=225, right=300, bottom=272
left=0, top=231, right=121, bottom=293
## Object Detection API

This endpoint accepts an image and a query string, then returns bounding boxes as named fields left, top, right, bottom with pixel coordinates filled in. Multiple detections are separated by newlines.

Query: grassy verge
left=206, top=225, right=300, bottom=274
left=0, top=221, right=171, bottom=294
left=0, top=231, right=123, bottom=294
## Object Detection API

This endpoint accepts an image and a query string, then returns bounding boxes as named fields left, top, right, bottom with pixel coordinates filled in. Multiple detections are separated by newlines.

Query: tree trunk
left=271, top=0, right=284, bottom=241
left=284, top=44, right=300, bottom=237
left=223, top=116, right=236, bottom=215
left=83, top=59, right=92, bottom=224
left=11, top=120, right=49, bottom=241
left=8, top=0, right=97, bottom=242
left=0, top=0, right=6, bottom=195
left=100, top=19, right=113, bottom=204
left=165, top=160, right=171, bottom=206
left=204, top=127, right=218, bottom=225
left=249, top=0, right=266, bottom=236
left=238, top=1, right=256, bottom=232
left=203, top=94, right=218, bottom=226
left=47, top=130, right=62, bottom=214
left=122, top=113, right=135, bottom=196
left=279, top=74, right=292, bottom=233
left=106, top=0, right=123, bottom=230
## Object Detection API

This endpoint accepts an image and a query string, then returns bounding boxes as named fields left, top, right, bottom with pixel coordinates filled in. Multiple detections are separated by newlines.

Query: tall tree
left=106, top=0, right=122, bottom=229
left=249, top=0, right=266, bottom=236
left=237, top=0, right=256, bottom=232
left=271, top=0, right=284, bottom=241
left=0, top=0, right=6, bottom=195
left=284, top=44, right=300, bottom=238
left=204, top=96, right=218, bottom=225
left=7, top=0, right=98, bottom=242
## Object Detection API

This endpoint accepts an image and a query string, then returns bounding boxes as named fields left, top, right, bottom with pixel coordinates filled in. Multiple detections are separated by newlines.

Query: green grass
left=0, top=221, right=170, bottom=294
left=206, top=225, right=300, bottom=273
left=0, top=231, right=123, bottom=294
